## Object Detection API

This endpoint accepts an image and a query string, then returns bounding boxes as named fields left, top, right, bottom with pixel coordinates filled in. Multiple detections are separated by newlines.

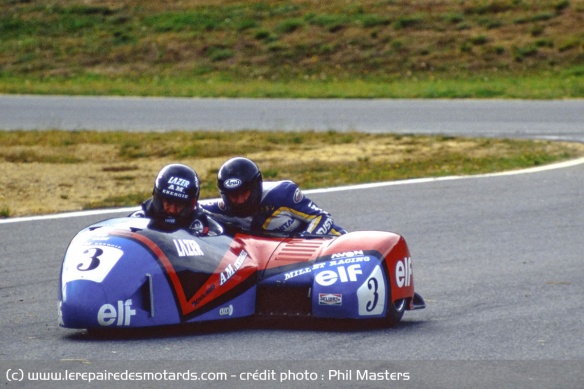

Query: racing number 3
left=62, top=245, right=124, bottom=284
left=357, top=265, right=386, bottom=316
left=77, top=248, right=103, bottom=271
left=366, top=277, right=379, bottom=312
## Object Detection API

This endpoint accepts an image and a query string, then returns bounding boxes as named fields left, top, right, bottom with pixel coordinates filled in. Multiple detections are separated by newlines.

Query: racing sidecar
left=59, top=217, right=424, bottom=330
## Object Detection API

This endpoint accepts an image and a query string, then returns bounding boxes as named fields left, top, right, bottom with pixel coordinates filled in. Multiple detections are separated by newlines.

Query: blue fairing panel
left=311, top=253, right=387, bottom=319
left=60, top=234, right=180, bottom=329
left=256, top=251, right=389, bottom=319
left=186, top=286, right=256, bottom=322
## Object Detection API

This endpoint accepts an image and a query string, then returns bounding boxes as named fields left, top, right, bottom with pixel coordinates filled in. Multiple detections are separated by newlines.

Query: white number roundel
left=357, top=265, right=386, bottom=316
left=61, top=245, right=123, bottom=285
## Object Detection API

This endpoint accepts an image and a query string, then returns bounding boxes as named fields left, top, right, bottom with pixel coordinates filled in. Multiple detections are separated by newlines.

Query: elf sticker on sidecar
left=395, top=257, right=412, bottom=288
left=315, top=264, right=363, bottom=286
left=97, top=299, right=136, bottom=327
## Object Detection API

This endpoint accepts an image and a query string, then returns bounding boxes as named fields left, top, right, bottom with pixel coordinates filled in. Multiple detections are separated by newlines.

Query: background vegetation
left=1, top=1, right=583, bottom=217
left=1, top=130, right=583, bottom=217
left=1, top=0, right=583, bottom=98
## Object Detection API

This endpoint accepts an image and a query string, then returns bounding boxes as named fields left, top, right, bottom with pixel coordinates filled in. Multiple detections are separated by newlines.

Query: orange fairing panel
left=232, top=234, right=330, bottom=271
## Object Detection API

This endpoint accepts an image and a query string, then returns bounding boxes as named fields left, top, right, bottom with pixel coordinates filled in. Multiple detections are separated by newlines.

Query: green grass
left=0, top=207, right=10, bottom=218
left=1, top=71, right=583, bottom=98
left=1, top=0, right=583, bottom=98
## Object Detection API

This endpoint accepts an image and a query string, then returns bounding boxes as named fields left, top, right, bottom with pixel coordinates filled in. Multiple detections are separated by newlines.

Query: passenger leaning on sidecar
left=201, top=157, right=346, bottom=236
left=129, top=163, right=221, bottom=235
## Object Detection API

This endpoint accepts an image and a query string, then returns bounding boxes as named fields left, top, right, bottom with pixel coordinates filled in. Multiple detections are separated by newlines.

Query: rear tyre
left=385, top=298, right=406, bottom=327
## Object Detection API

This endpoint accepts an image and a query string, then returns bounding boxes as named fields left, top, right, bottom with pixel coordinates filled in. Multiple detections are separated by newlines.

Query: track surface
left=1, top=97, right=583, bottom=388
left=2, top=95, right=584, bottom=142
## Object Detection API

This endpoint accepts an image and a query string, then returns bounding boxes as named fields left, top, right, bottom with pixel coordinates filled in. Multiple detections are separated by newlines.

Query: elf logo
left=97, top=299, right=136, bottom=326
left=395, top=257, right=412, bottom=288
left=315, top=264, right=363, bottom=286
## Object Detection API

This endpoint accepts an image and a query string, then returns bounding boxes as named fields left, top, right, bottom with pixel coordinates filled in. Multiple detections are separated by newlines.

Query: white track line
left=1, top=156, right=584, bottom=224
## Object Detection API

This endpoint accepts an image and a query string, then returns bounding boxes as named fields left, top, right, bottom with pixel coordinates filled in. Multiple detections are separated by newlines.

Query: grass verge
left=1, top=130, right=583, bottom=218
left=1, top=71, right=584, bottom=98
left=1, top=0, right=583, bottom=98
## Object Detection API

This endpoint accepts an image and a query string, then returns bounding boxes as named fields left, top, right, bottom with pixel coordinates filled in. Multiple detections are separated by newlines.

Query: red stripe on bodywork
left=111, top=230, right=257, bottom=316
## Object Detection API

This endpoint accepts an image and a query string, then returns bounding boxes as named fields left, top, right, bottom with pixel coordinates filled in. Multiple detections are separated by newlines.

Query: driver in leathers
left=201, top=157, right=346, bottom=236
left=130, top=164, right=217, bottom=235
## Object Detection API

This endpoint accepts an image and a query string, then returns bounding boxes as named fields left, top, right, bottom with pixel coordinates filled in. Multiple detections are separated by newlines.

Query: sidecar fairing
left=59, top=218, right=424, bottom=330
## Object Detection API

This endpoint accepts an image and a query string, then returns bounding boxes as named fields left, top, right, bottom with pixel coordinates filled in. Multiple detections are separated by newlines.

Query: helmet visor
left=161, top=197, right=190, bottom=217
left=226, top=188, right=252, bottom=206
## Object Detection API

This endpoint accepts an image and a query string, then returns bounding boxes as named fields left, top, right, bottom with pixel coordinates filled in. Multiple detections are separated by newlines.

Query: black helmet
left=151, top=164, right=200, bottom=228
left=217, top=157, right=263, bottom=217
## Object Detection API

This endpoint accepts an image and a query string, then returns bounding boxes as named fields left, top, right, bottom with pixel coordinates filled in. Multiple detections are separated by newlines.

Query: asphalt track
left=2, top=95, right=584, bottom=142
left=1, top=97, right=583, bottom=388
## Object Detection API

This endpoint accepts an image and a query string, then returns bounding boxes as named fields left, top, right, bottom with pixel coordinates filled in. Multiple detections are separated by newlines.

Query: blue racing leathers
left=201, top=180, right=346, bottom=235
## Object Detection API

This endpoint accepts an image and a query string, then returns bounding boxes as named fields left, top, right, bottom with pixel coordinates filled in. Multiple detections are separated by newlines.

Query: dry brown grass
left=1, top=130, right=583, bottom=217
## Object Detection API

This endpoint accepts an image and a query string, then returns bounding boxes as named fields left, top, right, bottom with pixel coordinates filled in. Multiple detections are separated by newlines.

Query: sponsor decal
left=220, top=250, right=248, bottom=286
left=395, top=257, right=412, bottom=288
left=284, top=266, right=312, bottom=281
left=164, top=216, right=178, bottom=224
left=190, top=219, right=205, bottom=234
left=331, top=250, right=364, bottom=259
left=168, top=176, right=191, bottom=187
left=164, top=176, right=192, bottom=198
left=328, top=256, right=370, bottom=266
left=319, top=293, right=342, bottom=306
left=162, top=189, right=189, bottom=199
left=314, top=218, right=333, bottom=234
left=275, top=218, right=295, bottom=232
left=293, top=188, right=304, bottom=203
left=97, top=299, right=136, bottom=327
left=224, top=178, right=242, bottom=189
left=315, top=264, right=363, bottom=286
left=192, top=285, right=216, bottom=307
left=219, top=305, right=234, bottom=316
left=173, top=239, right=204, bottom=257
